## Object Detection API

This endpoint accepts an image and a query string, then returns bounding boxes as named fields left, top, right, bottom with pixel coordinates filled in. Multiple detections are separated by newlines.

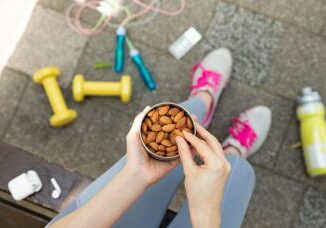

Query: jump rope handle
left=114, top=27, right=126, bottom=73
left=130, top=49, right=156, bottom=91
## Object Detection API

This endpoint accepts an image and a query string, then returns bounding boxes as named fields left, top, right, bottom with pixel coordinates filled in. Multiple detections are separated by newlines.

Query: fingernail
left=175, top=136, right=182, bottom=143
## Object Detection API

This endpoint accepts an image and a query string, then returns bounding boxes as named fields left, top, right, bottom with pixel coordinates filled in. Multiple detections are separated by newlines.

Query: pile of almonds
left=141, top=105, right=194, bottom=157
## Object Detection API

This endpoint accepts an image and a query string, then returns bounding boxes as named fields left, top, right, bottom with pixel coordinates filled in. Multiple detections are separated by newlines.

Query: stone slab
left=3, top=81, right=94, bottom=174
left=72, top=107, right=133, bottom=178
left=274, top=118, right=321, bottom=187
left=38, top=0, right=70, bottom=13
left=263, top=26, right=326, bottom=99
left=138, top=45, right=189, bottom=107
left=225, top=0, right=326, bottom=34
left=294, top=187, right=326, bottom=228
left=7, top=5, right=88, bottom=88
left=209, top=80, right=293, bottom=169
left=169, top=184, right=186, bottom=212
left=205, top=2, right=284, bottom=86
left=128, top=0, right=217, bottom=50
left=243, top=166, right=306, bottom=228
left=74, top=31, right=146, bottom=117
left=0, top=68, right=28, bottom=138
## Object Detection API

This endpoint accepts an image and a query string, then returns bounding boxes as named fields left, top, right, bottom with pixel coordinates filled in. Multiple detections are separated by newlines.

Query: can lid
left=297, top=87, right=321, bottom=105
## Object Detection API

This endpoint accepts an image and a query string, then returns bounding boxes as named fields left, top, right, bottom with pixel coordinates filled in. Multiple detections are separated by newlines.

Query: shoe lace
left=190, top=64, right=221, bottom=93
left=228, top=117, right=257, bottom=150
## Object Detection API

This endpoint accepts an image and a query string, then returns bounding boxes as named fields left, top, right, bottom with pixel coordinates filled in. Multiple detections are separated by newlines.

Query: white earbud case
left=8, top=170, right=42, bottom=201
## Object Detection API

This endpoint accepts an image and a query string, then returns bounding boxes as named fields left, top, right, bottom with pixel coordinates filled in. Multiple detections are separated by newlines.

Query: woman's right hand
left=175, top=123, right=231, bottom=228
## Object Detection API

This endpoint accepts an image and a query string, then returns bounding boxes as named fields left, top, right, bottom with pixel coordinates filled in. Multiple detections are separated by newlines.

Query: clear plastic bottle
left=297, top=87, right=326, bottom=176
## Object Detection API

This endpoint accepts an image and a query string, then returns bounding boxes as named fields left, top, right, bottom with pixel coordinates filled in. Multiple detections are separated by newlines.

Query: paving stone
left=179, top=38, right=215, bottom=70
left=243, top=166, right=306, bottom=228
left=3, top=81, right=94, bottom=171
left=128, top=0, right=217, bottom=50
left=263, top=26, right=326, bottom=99
left=72, top=107, right=133, bottom=177
left=138, top=45, right=189, bottom=107
left=225, top=0, right=326, bottom=34
left=169, top=184, right=186, bottom=212
left=208, top=3, right=285, bottom=84
left=38, top=0, right=71, bottom=13
left=205, top=2, right=284, bottom=86
left=7, top=5, right=88, bottom=88
left=274, top=118, right=322, bottom=187
left=209, top=80, right=293, bottom=168
left=39, top=0, right=106, bottom=27
left=0, top=68, right=28, bottom=137
left=294, top=187, right=326, bottom=228
left=74, top=30, right=146, bottom=116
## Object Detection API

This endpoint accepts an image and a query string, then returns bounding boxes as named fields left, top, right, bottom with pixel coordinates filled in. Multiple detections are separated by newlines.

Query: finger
left=176, top=136, right=195, bottom=174
left=128, top=106, right=151, bottom=138
left=195, top=123, right=224, bottom=156
left=182, top=131, right=215, bottom=163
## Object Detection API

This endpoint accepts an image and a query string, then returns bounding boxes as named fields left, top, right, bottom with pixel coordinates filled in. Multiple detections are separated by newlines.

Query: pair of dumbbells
left=33, top=67, right=132, bottom=127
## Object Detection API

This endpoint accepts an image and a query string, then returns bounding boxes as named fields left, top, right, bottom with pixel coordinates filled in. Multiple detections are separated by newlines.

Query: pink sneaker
left=190, top=48, right=232, bottom=127
left=222, top=106, right=272, bottom=158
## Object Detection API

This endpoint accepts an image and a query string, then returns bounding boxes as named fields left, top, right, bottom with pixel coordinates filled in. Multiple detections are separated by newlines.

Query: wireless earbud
left=50, top=178, right=61, bottom=199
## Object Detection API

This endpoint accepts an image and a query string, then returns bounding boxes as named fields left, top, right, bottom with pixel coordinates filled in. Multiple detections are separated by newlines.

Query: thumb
left=176, top=136, right=195, bottom=174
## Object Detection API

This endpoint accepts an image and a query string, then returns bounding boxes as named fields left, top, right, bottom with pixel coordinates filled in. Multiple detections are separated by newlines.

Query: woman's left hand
left=125, top=106, right=180, bottom=187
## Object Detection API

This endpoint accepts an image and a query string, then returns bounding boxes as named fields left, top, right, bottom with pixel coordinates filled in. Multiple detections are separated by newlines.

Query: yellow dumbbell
left=73, top=74, right=132, bottom=103
left=33, top=67, right=77, bottom=127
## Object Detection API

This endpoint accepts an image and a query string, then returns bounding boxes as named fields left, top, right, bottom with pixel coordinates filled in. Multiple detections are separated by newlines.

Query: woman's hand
left=176, top=123, right=231, bottom=228
left=125, top=106, right=179, bottom=187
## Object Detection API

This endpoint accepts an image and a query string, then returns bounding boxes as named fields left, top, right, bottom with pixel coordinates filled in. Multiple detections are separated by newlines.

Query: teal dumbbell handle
left=114, top=27, right=126, bottom=73
left=130, top=50, right=156, bottom=91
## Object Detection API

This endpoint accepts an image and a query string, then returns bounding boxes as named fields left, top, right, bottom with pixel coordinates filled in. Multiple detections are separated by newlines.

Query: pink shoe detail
left=190, top=63, right=222, bottom=93
left=228, top=117, right=257, bottom=152
left=189, top=63, right=222, bottom=126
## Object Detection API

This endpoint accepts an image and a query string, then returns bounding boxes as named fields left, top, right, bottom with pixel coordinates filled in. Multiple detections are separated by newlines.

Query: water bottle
left=297, top=87, right=326, bottom=176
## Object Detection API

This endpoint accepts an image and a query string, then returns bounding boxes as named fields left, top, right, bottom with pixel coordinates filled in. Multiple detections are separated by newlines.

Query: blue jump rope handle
left=114, top=27, right=126, bottom=73
left=130, top=50, right=156, bottom=91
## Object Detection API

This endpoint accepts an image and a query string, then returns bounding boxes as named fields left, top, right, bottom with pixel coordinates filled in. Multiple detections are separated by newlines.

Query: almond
left=156, top=151, right=166, bottom=156
left=151, top=124, right=161, bottom=132
left=141, top=122, right=148, bottom=133
left=158, top=145, right=165, bottom=151
left=145, top=118, right=152, bottom=128
left=183, top=128, right=192, bottom=133
left=173, top=111, right=184, bottom=123
left=170, top=134, right=177, bottom=145
left=176, top=116, right=186, bottom=129
left=168, top=108, right=180, bottom=117
left=159, top=116, right=172, bottom=125
left=164, top=133, right=169, bottom=138
left=150, top=111, right=159, bottom=123
left=147, top=110, right=155, bottom=117
left=158, top=105, right=170, bottom=115
left=166, top=145, right=177, bottom=152
left=162, top=124, right=175, bottom=132
left=173, top=129, right=184, bottom=137
left=166, top=151, right=178, bottom=157
left=161, top=139, right=172, bottom=147
left=156, top=131, right=165, bottom=143
left=149, top=142, right=159, bottom=150
left=186, top=117, right=194, bottom=129
left=146, top=131, right=156, bottom=144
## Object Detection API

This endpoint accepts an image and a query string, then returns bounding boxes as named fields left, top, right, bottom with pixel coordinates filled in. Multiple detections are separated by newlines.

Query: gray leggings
left=48, top=97, right=255, bottom=228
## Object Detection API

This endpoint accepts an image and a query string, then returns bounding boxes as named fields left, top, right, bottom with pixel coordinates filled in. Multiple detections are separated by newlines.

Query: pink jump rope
left=66, top=0, right=186, bottom=90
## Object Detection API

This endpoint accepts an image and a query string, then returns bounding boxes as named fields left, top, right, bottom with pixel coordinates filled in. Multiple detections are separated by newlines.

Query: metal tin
left=140, top=102, right=197, bottom=161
